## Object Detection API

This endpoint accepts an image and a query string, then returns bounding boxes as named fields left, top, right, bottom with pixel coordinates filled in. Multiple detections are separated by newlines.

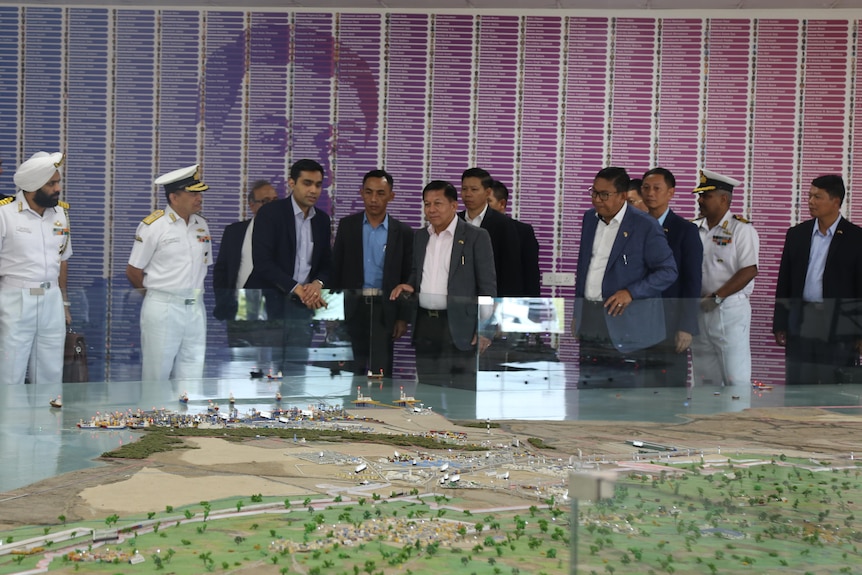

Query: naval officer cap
left=13, top=151, right=64, bottom=192
left=692, top=169, right=742, bottom=194
left=155, top=164, right=209, bottom=194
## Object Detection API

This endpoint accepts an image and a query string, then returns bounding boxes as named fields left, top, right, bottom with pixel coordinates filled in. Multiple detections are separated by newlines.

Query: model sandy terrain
left=2, top=405, right=861, bottom=531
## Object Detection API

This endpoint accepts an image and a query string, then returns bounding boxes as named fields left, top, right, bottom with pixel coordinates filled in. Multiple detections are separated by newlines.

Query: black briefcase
left=63, top=330, right=89, bottom=383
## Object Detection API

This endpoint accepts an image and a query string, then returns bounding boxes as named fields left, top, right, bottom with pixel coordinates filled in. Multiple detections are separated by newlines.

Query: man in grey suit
left=390, top=180, right=497, bottom=389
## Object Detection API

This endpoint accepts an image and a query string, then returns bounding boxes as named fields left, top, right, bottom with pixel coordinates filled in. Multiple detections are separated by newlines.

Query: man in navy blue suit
left=573, top=167, right=678, bottom=387
left=640, top=168, right=703, bottom=387
left=246, top=159, right=332, bottom=372
left=212, top=180, right=278, bottom=321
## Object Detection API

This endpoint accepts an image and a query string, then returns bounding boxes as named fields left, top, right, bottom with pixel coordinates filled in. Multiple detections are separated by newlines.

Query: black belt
left=419, top=307, right=447, bottom=318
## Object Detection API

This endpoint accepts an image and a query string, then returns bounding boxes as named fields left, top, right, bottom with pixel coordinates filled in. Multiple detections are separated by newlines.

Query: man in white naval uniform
left=0, top=151, right=72, bottom=385
left=690, top=169, right=760, bottom=388
left=126, top=165, right=212, bottom=382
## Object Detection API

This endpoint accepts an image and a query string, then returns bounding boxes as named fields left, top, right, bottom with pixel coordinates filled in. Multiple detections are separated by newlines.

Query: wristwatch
left=711, top=292, right=724, bottom=306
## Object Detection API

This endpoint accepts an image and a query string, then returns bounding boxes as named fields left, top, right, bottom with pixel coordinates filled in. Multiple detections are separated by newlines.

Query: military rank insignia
left=712, top=234, right=732, bottom=247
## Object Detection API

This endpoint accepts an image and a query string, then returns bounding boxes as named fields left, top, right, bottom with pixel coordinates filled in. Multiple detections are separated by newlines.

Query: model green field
left=2, top=452, right=862, bottom=574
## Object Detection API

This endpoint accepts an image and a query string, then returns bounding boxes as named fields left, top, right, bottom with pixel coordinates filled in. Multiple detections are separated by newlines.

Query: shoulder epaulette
left=58, top=200, right=69, bottom=209
left=0, top=197, right=13, bottom=207
left=733, top=214, right=751, bottom=224
left=142, top=209, right=165, bottom=225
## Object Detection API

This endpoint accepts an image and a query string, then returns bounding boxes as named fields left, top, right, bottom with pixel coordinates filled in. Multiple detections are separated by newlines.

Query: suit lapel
left=607, top=209, right=632, bottom=265
left=449, top=220, right=467, bottom=283
left=415, top=228, right=430, bottom=287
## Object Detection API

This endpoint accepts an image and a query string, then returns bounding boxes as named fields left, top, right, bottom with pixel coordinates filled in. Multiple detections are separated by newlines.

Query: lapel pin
left=623, top=231, right=628, bottom=238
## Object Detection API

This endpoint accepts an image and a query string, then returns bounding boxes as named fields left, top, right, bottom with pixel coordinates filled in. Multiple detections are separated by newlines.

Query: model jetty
left=351, top=387, right=398, bottom=409
left=394, top=386, right=421, bottom=409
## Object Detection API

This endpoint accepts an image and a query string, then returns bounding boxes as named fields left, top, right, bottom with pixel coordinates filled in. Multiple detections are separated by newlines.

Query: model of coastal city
left=1, top=386, right=861, bottom=575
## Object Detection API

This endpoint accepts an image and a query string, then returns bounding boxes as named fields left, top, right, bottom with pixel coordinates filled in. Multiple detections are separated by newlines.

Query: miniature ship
left=275, top=391, right=282, bottom=402
left=367, top=369, right=384, bottom=379
left=267, top=369, right=283, bottom=380
left=249, top=367, right=264, bottom=378
left=49, top=395, right=62, bottom=408
left=179, top=391, right=189, bottom=404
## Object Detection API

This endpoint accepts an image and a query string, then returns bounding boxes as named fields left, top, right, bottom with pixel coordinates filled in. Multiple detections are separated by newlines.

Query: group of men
left=207, top=163, right=538, bottom=388
left=573, top=166, right=757, bottom=390
left=1, top=151, right=860, bottom=388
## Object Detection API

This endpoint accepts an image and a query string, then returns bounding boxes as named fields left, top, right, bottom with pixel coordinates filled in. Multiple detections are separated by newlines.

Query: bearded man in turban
left=0, top=151, right=72, bottom=385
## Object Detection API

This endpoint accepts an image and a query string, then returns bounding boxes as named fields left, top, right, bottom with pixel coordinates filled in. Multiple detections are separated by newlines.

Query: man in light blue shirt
left=330, top=170, right=414, bottom=377
left=774, top=174, right=862, bottom=384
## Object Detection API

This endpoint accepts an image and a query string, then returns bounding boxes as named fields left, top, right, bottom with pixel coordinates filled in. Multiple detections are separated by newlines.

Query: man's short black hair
left=289, top=159, right=324, bottom=182
left=423, top=180, right=458, bottom=202
left=490, top=179, right=509, bottom=203
left=811, top=174, right=845, bottom=206
left=595, top=166, right=630, bottom=194
left=363, top=169, right=394, bottom=189
left=642, top=167, right=676, bottom=188
left=461, top=167, right=493, bottom=189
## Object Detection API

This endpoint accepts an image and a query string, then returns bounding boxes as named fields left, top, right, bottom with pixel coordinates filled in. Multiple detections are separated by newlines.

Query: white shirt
left=585, top=202, right=627, bottom=301
left=128, top=205, right=211, bottom=295
left=419, top=216, right=457, bottom=310
left=697, top=210, right=759, bottom=297
left=291, top=196, right=315, bottom=287
left=237, top=217, right=255, bottom=289
left=465, top=204, right=488, bottom=227
left=0, top=191, right=72, bottom=283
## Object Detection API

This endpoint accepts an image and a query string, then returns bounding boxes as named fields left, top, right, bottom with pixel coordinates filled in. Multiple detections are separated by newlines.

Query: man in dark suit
left=773, top=174, right=862, bottom=384
left=330, top=169, right=414, bottom=377
left=460, top=168, right=523, bottom=297
left=488, top=180, right=541, bottom=297
left=640, top=167, right=703, bottom=387
left=573, top=167, right=678, bottom=388
left=247, top=159, right=331, bottom=371
left=390, top=180, right=496, bottom=389
left=212, top=180, right=278, bottom=321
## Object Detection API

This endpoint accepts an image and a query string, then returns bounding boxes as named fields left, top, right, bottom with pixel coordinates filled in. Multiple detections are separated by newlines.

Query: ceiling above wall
left=2, top=0, right=862, bottom=9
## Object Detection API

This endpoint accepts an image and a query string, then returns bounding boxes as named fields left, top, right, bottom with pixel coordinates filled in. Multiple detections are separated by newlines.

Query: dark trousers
left=643, top=337, right=690, bottom=387
left=414, top=308, right=476, bottom=389
left=263, top=293, right=315, bottom=374
left=787, top=302, right=856, bottom=384
left=578, top=300, right=645, bottom=388
left=345, top=295, right=394, bottom=377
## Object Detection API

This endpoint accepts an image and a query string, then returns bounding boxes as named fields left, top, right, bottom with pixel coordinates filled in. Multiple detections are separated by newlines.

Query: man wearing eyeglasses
left=573, top=166, right=677, bottom=388
left=212, top=180, right=278, bottom=321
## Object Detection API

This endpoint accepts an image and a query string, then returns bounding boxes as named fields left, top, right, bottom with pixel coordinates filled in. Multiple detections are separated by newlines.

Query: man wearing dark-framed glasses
left=573, top=166, right=677, bottom=388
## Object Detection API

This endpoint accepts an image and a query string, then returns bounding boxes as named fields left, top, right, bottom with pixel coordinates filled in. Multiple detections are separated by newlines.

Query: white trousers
left=690, top=295, right=752, bottom=387
left=0, top=284, right=64, bottom=385
left=141, top=290, right=206, bottom=382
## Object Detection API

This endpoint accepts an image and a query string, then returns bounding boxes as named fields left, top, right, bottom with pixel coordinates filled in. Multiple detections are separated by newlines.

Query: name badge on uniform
left=16, top=226, right=31, bottom=234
